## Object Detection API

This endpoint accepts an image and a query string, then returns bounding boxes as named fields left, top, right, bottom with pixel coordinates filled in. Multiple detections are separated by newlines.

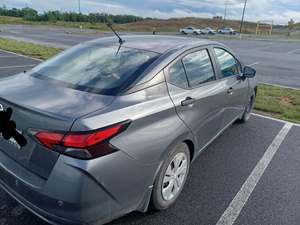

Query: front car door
left=165, top=47, right=229, bottom=154
left=212, top=47, right=249, bottom=127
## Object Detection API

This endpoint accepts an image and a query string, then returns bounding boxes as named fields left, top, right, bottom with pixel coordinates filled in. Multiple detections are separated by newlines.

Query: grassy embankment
left=0, top=38, right=299, bottom=123
left=255, top=84, right=300, bottom=124
left=0, top=38, right=61, bottom=60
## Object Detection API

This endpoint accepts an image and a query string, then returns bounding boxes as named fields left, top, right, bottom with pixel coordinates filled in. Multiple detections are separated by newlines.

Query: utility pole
left=223, top=0, right=229, bottom=28
left=239, top=0, right=248, bottom=34
left=78, top=0, right=81, bottom=14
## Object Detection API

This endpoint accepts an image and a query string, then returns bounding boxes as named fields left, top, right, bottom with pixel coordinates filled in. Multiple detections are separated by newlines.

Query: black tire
left=239, top=93, right=256, bottom=123
left=181, top=31, right=187, bottom=35
left=194, top=31, right=199, bottom=35
left=150, top=143, right=190, bottom=211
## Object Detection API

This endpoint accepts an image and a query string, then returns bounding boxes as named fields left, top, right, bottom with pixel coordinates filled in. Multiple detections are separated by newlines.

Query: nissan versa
left=0, top=35, right=257, bottom=225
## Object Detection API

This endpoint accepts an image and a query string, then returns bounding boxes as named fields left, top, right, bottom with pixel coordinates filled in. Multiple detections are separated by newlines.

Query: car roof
left=88, top=35, right=218, bottom=54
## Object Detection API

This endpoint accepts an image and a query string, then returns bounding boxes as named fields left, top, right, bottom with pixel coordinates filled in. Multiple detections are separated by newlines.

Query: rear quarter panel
left=72, top=79, right=194, bottom=164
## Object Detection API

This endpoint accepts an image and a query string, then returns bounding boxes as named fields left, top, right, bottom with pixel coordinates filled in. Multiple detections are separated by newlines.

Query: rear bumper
left=0, top=178, right=79, bottom=225
left=0, top=149, right=158, bottom=225
left=0, top=150, right=113, bottom=225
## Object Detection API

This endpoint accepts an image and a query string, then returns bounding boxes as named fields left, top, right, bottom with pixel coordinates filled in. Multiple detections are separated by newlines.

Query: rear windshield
left=29, top=44, right=159, bottom=95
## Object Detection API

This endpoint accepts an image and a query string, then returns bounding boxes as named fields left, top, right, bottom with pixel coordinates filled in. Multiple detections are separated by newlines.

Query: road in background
left=1, top=24, right=300, bottom=88
left=220, top=39, right=300, bottom=89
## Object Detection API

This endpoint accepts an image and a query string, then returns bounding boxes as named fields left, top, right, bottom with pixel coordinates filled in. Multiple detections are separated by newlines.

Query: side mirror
left=243, top=66, right=256, bottom=78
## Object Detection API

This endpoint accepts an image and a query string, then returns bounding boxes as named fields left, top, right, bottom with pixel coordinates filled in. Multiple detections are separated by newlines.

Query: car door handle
left=227, top=87, right=234, bottom=95
left=181, top=97, right=196, bottom=106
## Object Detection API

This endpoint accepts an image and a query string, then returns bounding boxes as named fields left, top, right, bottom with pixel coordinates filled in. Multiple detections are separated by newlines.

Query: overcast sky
left=2, top=0, right=300, bottom=24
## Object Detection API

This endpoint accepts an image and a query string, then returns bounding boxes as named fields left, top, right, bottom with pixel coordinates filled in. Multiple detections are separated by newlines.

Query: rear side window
left=182, top=50, right=215, bottom=87
left=214, top=48, right=241, bottom=78
left=29, top=44, right=159, bottom=95
left=168, top=61, right=188, bottom=89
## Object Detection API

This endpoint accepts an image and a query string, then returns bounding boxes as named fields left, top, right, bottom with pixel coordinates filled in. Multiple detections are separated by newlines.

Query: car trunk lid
left=0, top=74, right=115, bottom=179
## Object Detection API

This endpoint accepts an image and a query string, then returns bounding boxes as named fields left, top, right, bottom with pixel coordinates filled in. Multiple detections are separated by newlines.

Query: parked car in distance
left=218, top=27, right=237, bottom=35
left=0, top=35, right=257, bottom=225
left=180, top=26, right=202, bottom=35
left=200, top=27, right=217, bottom=35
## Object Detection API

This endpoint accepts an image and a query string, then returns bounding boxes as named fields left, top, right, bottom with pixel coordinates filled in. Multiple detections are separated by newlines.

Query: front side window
left=214, top=48, right=241, bottom=78
left=29, top=44, right=159, bottom=95
left=168, top=61, right=188, bottom=89
left=182, top=50, right=215, bottom=87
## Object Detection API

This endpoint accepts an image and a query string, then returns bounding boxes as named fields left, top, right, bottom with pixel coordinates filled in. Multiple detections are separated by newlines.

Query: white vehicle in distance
left=218, top=27, right=237, bottom=35
left=179, top=26, right=202, bottom=35
left=200, top=27, right=217, bottom=35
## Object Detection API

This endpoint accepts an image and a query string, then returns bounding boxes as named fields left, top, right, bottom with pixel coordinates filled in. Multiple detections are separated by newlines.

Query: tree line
left=0, top=6, right=146, bottom=24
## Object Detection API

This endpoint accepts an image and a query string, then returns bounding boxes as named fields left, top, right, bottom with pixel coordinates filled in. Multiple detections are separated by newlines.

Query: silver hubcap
left=162, top=152, right=188, bottom=201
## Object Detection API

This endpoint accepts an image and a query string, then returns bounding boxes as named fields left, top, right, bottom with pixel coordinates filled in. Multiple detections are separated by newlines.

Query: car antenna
left=106, top=22, right=125, bottom=55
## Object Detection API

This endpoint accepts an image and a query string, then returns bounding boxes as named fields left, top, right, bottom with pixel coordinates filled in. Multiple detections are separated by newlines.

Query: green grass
left=255, top=84, right=300, bottom=124
left=0, top=16, right=24, bottom=24
left=0, top=38, right=61, bottom=60
left=0, top=16, right=110, bottom=30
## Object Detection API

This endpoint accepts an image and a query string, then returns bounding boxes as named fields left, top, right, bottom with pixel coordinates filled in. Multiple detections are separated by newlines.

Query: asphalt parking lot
left=0, top=50, right=300, bottom=225
left=0, top=50, right=41, bottom=77
left=1, top=24, right=300, bottom=89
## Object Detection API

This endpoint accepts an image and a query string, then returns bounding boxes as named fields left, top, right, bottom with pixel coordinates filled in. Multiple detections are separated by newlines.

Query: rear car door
left=165, top=47, right=228, bottom=153
left=212, top=47, right=249, bottom=127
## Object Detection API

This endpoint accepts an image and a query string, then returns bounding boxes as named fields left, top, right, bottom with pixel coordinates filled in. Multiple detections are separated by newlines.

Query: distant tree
left=22, top=7, right=38, bottom=21
left=0, top=6, right=144, bottom=24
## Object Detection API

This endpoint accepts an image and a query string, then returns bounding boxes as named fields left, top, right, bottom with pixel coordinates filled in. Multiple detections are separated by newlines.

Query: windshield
left=29, top=44, right=159, bottom=95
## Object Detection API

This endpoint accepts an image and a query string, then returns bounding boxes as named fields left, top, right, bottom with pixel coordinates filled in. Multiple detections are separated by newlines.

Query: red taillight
left=62, top=124, right=122, bottom=148
left=35, top=132, right=64, bottom=149
left=34, top=122, right=129, bottom=159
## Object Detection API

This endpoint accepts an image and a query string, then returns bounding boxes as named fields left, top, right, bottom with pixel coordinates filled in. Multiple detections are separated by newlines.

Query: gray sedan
left=0, top=35, right=257, bottom=225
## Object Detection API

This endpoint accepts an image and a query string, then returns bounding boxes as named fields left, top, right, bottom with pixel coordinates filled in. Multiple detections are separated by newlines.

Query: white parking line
left=252, top=113, right=300, bottom=128
left=0, top=49, right=43, bottom=62
left=0, top=55, right=21, bottom=58
left=216, top=122, right=293, bottom=225
left=247, top=62, right=260, bottom=67
left=254, top=45, right=274, bottom=51
left=0, top=64, right=36, bottom=69
left=287, top=48, right=300, bottom=54
left=260, top=82, right=300, bottom=91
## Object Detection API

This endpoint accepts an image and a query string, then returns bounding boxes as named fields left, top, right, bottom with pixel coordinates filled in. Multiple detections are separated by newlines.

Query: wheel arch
left=152, top=132, right=194, bottom=178
left=183, top=139, right=195, bottom=162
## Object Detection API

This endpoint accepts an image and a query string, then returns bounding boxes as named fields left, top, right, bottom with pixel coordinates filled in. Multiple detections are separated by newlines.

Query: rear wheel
left=239, top=94, right=256, bottom=123
left=151, top=143, right=190, bottom=210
